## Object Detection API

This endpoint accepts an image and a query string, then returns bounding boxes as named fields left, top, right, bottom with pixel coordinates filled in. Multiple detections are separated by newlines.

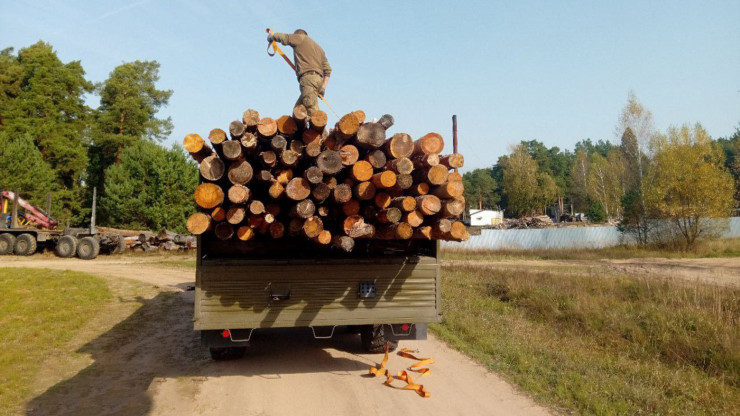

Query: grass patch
left=0, top=268, right=111, bottom=416
left=441, top=238, right=740, bottom=262
left=432, top=265, right=740, bottom=415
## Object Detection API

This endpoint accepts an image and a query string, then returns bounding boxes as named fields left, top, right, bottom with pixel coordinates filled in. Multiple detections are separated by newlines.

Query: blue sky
left=2, top=0, right=739, bottom=172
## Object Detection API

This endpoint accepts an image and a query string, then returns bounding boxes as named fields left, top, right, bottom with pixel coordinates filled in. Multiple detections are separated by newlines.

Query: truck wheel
left=77, top=236, right=100, bottom=260
left=0, top=233, right=16, bottom=255
left=14, top=233, right=37, bottom=256
left=55, top=235, right=78, bottom=258
left=209, top=347, right=246, bottom=360
left=361, top=325, right=398, bottom=353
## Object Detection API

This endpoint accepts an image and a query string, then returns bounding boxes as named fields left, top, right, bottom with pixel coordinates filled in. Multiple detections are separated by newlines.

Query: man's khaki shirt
left=273, top=33, right=331, bottom=79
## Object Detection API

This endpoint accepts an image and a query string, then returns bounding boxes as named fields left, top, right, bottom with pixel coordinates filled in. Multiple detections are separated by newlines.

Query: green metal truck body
left=194, top=235, right=441, bottom=356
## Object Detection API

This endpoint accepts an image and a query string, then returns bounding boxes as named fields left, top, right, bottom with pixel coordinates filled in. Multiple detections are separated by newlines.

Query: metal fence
left=442, top=217, right=740, bottom=251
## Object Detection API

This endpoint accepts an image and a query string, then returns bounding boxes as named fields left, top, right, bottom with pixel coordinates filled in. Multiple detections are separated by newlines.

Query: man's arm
left=320, top=59, right=331, bottom=95
left=271, top=33, right=299, bottom=46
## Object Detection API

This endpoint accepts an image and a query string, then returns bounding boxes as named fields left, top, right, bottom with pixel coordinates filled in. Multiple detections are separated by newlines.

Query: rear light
left=401, top=323, right=410, bottom=332
left=221, top=329, right=231, bottom=338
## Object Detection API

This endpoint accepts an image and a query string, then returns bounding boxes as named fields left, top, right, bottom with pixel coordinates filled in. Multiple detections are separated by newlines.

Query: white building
left=469, top=209, right=504, bottom=226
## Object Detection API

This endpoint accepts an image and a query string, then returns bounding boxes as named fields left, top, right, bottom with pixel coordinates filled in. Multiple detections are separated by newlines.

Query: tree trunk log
left=340, top=144, right=359, bottom=166
left=365, top=149, right=387, bottom=169
left=440, top=153, right=464, bottom=169
left=214, top=222, right=233, bottom=240
left=377, top=207, right=402, bottom=224
left=249, top=200, right=265, bottom=215
left=309, top=110, right=328, bottom=131
left=416, top=195, right=442, bottom=215
left=292, top=199, right=316, bottom=218
left=304, top=166, right=323, bottom=184
left=354, top=181, right=376, bottom=201
left=186, top=212, right=211, bottom=235
left=432, top=181, right=464, bottom=199
left=199, top=155, right=225, bottom=181
left=194, top=183, right=224, bottom=209
left=312, top=182, right=332, bottom=202
left=384, top=133, right=414, bottom=159
left=228, top=184, right=251, bottom=204
left=342, top=199, right=360, bottom=216
left=222, top=140, right=243, bottom=161
left=226, top=206, right=246, bottom=225
left=317, top=150, right=343, bottom=174
left=229, top=120, right=245, bottom=139
left=337, top=112, right=360, bottom=139
left=413, top=132, right=444, bottom=155
left=371, top=171, right=397, bottom=189
left=392, top=196, right=416, bottom=212
left=355, top=122, right=386, bottom=149
left=285, top=177, right=311, bottom=200
left=386, top=157, right=414, bottom=175
left=257, top=117, right=278, bottom=137
left=211, top=206, right=226, bottom=222
left=277, top=115, right=298, bottom=136
left=183, top=133, right=212, bottom=162
left=303, top=216, right=324, bottom=238
left=293, top=105, right=308, bottom=124
left=374, top=192, right=391, bottom=209
left=269, top=221, right=285, bottom=238
left=242, top=109, right=260, bottom=129
left=227, top=160, right=253, bottom=185
left=332, top=235, right=355, bottom=252
left=268, top=181, right=285, bottom=199
left=343, top=215, right=374, bottom=238
left=208, top=128, right=228, bottom=146
left=403, top=210, right=424, bottom=227
left=378, top=114, right=394, bottom=130
left=236, top=225, right=255, bottom=241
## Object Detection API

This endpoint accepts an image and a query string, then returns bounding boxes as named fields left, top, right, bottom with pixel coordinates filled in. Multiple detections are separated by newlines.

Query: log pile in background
left=184, top=106, right=468, bottom=252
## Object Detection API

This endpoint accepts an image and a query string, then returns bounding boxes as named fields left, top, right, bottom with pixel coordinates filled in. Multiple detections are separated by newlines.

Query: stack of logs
left=184, top=106, right=468, bottom=252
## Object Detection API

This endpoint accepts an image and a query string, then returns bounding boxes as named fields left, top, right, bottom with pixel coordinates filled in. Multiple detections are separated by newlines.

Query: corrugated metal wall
left=442, top=217, right=740, bottom=251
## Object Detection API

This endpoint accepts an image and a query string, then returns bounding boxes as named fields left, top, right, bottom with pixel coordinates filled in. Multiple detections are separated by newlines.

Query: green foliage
left=462, top=168, right=499, bottom=210
left=647, top=123, right=736, bottom=249
left=100, top=141, right=197, bottom=233
left=0, top=132, right=57, bottom=207
left=0, top=42, right=93, bottom=222
left=585, top=200, right=606, bottom=223
left=502, top=145, right=559, bottom=217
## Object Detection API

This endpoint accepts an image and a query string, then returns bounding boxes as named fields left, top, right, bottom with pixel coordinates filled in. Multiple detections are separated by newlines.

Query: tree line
left=464, top=93, right=739, bottom=248
left=0, top=41, right=197, bottom=233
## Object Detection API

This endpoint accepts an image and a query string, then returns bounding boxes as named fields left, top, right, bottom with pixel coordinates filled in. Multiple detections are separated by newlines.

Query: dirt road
left=5, top=256, right=551, bottom=416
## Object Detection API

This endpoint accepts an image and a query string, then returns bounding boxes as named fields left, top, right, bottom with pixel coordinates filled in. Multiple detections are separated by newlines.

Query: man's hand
left=267, top=34, right=275, bottom=43
left=319, top=88, right=326, bottom=96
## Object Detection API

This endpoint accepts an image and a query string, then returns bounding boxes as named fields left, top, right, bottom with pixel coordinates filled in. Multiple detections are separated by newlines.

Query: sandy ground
left=4, top=256, right=551, bottom=416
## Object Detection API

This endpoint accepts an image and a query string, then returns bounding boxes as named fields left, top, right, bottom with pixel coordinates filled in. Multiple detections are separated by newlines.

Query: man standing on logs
left=267, top=29, right=331, bottom=116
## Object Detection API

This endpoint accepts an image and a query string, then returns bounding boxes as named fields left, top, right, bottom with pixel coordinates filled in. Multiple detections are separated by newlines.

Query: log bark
left=293, top=105, right=308, bottom=124
left=317, top=150, right=343, bottom=174
left=384, top=133, right=414, bottom=159
left=374, top=192, right=391, bottom=209
left=227, top=160, right=253, bottom=185
left=411, top=182, right=430, bottom=196
left=412, top=154, right=439, bottom=169
left=228, top=185, right=251, bottom=204
left=236, top=225, right=255, bottom=241
left=194, top=183, right=224, bottom=209
left=229, top=120, right=246, bottom=139
left=371, top=171, right=397, bottom=189
left=355, top=122, right=386, bottom=149
left=378, top=114, right=394, bottom=130
left=413, top=132, right=444, bottom=155
left=211, top=206, right=226, bottom=222
left=392, top=196, right=416, bottom=212
left=440, top=153, right=464, bottom=169
left=432, top=181, right=464, bottom=199
left=186, top=212, right=211, bottom=235
left=375, top=223, right=412, bottom=240
left=257, top=117, right=278, bottom=137
left=413, top=225, right=433, bottom=240
left=183, top=133, right=212, bottom=161
left=199, top=155, right=225, bottom=181
left=365, top=149, right=387, bottom=169
left=285, top=177, right=311, bottom=200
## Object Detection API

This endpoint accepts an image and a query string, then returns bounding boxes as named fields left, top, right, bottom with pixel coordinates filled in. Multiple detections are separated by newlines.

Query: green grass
left=0, top=268, right=111, bottom=416
left=441, top=238, right=740, bottom=262
left=431, top=265, right=740, bottom=415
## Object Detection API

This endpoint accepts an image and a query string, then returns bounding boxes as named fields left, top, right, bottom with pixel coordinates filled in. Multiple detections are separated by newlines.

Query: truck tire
left=0, top=233, right=16, bottom=255
left=77, top=236, right=100, bottom=260
left=209, top=347, right=246, bottom=360
left=14, top=233, right=37, bottom=256
left=55, top=235, right=78, bottom=258
left=361, top=325, right=398, bottom=353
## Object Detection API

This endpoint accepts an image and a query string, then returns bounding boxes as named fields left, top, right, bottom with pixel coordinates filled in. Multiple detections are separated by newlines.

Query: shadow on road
left=26, top=290, right=373, bottom=416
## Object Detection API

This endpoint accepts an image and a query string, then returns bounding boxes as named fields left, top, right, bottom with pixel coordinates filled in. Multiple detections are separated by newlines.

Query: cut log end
left=186, top=213, right=211, bottom=235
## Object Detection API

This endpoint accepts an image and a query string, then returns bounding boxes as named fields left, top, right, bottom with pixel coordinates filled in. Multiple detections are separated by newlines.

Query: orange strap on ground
left=368, top=343, right=433, bottom=398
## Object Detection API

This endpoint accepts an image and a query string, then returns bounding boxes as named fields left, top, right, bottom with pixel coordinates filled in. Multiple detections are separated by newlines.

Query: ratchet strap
left=368, top=343, right=433, bottom=398
left=265, top=28, right=339, bottom=118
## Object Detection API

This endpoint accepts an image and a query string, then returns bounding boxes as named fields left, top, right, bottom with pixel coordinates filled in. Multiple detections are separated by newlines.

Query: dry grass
left=432, top=264, right=740, bottom=415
